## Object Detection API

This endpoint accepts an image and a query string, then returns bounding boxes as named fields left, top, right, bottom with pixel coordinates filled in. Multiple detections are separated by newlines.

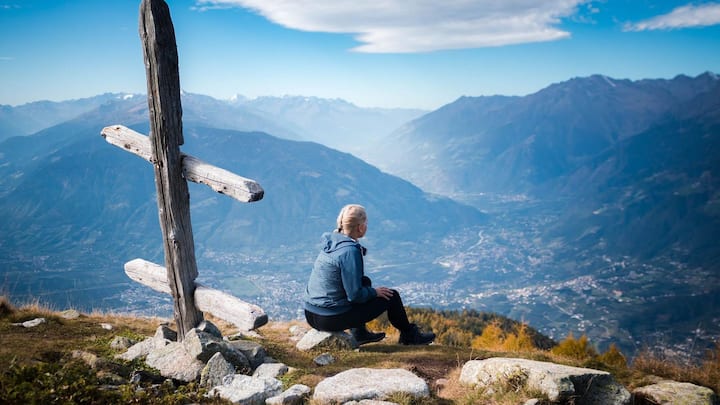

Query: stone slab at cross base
left=460, top=357, right=631, bottom=405
left=115, top=325, right=173, bottom=362
left=200, top=352, right=235, bottom=389
left=312, top=368, right=429, bottom=404
left=118, top=322, right=252, bottom=382
left=227, top=339, right=267, bottom=370
left=633, top=380, right=719, bottom=405
left=145, top=341, right=205, bottom=382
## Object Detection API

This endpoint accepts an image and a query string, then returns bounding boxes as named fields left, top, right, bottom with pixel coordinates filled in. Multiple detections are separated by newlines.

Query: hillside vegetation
left=0, top=296, right=717, bottom=404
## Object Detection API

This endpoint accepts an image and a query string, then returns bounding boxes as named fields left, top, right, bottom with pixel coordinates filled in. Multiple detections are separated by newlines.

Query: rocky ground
left=0, top=298, right=717, bottom=404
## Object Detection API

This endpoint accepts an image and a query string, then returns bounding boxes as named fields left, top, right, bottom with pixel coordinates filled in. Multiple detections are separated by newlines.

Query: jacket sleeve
left=339, top=247, right=377, bottom=303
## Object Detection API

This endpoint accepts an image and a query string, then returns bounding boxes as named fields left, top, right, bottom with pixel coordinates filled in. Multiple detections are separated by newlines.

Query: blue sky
left=1, top=0, right=719, bottom=109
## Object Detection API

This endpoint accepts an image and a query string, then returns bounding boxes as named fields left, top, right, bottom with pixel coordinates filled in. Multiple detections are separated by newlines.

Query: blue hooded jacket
left=304, top=232, right=377, bottom=316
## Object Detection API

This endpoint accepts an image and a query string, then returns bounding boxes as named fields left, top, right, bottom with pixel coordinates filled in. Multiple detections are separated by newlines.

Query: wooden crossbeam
left=102, top=125, right=264, bottom=203
left=125, top=258, right=268, bottom=330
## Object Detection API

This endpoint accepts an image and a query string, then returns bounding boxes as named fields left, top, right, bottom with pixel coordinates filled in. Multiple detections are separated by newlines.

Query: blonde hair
left=336, top=204, right=367, bottom=234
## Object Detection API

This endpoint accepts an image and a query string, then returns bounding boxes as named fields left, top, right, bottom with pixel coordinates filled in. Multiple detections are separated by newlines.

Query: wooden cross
left=101, top=0, right=265, bottom=341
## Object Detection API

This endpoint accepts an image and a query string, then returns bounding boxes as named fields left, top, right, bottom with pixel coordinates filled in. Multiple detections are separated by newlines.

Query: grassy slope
left=0, top=297, right=717, bottom=404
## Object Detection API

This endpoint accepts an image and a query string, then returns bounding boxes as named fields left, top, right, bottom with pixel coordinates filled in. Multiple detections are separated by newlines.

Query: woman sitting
left=304, top=204, right=435, bottom=345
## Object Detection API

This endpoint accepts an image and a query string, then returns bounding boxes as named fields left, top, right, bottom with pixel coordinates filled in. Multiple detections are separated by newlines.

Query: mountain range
left=372, top=72, right=719, bottom=196
left=0, top=92, right=426, bottom=149
left=0, top=94, right=482, bottom=321
left=366, top=72, right=720, bottom=357
left=1, top=72, right=718, bottom=359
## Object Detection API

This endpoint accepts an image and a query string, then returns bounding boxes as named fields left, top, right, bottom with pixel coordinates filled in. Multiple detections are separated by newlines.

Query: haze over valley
left=1, top=72, right=718, bottom=361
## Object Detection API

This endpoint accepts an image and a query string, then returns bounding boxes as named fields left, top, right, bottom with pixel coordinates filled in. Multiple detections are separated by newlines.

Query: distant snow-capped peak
left=601, top=75, right=616, bottom=88
left=229, top=94, right=248, bottom=103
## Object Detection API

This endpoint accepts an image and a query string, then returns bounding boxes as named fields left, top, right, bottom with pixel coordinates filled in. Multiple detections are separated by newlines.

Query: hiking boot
left=398, top=323, right=435, bottom=345
left=350, top=326, right=386, bottom=345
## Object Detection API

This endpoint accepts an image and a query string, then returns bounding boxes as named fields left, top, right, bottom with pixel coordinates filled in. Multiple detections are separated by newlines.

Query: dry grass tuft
left=632, top=343, right=720, bottom=394
left=435, top=367, right=473, bottom=402
left=10, top=297, right=69, bottom=319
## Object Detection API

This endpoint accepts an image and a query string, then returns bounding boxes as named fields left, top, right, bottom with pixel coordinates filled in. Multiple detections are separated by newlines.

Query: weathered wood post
left=103, top=0, right=266, bottom=339
left=139, top=0, right=203, bottom=340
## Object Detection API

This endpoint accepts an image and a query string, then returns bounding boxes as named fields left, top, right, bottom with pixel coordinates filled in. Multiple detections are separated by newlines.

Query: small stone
left=59, top=309, right=81, bottom=319
left=296, top=329, right=357, bottom=351
left=266, top=384, right=311, bottom=405
left=289, top=325, right=310, bottom=341
left=110, top=336, right=136, bottom=350
left=313, top=353, right=335, bottom=366
left=200, top=352, right=235, bottom=389
left=197, top=320, right=223, bottom=339
left=100, top=323, right=113, bottom=330
left=313, top=368, right=429, bottom=403
left=115, top=337, right=168, bottom=361
left=634, top=380, right=718, bottom=405
left=130, top=369, right=165, bottom=385
left=72, top=350, right=100, bottom=369
left=252, top=362, right=289, bottom=379
left=154, top=324, right=177, bottom=342
left=227, top=330, right=262, bottom=340
left=161, top=379, right=175, bottom=390
left=13, top=317, right=46, bottom=328
left=129, top=373, right=142, bottom=384
left=228, top=339, right=267, bottom=369
left=183, top=329, right=250, bottom=371
left=209, top=374, right=283, bottom=404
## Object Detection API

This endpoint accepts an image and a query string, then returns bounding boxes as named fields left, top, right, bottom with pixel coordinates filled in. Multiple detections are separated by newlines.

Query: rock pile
left=109, top=322, right=718, bottom=405
left=117, top=320, right=303, bottom=404
left=113, top=323, right=436, bottom=404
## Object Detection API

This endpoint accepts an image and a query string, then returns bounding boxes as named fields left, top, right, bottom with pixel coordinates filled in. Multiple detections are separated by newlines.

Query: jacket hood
left=321, top=232, right=366, bottom=255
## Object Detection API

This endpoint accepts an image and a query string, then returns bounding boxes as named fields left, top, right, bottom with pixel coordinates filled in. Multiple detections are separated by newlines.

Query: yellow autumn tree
left=551, top=332, right=597, bottom=360
left=502, top=322, right=536, bottom=352
left=596, top=343, right=627, bottom=369
left=471, top=320, right=505, bottom=351
left=438, top=328, right=474, bottom=347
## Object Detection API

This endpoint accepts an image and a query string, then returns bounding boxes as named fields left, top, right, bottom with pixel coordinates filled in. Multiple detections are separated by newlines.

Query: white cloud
left=625, top=3, right=720, bottom=31
left=195, top=0, right=586, bottom=53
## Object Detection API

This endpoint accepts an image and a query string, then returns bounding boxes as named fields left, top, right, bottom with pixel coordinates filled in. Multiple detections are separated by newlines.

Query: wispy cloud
left=194, top=0, right=586, bottom=53
left=0, top=56, right=15, bottom=61
left=191, top=3, right=233, bottom=12
left=625, top=2, right=720, bottom=31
